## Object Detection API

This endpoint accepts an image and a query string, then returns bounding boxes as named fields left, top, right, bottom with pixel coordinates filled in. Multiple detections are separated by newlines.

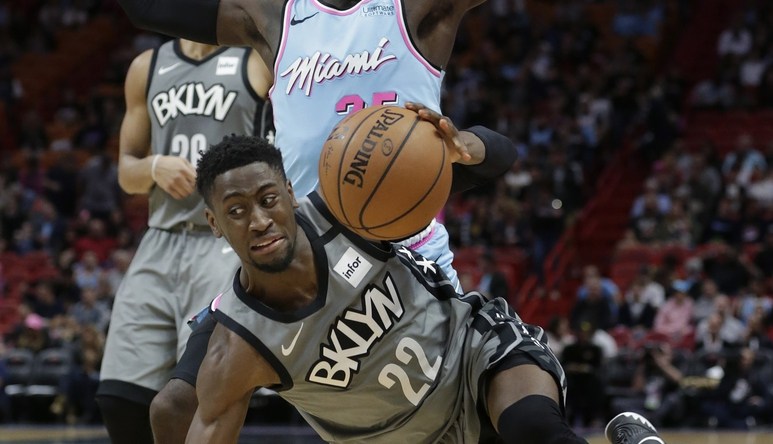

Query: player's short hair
left=196, top=134, right=286, bottom=206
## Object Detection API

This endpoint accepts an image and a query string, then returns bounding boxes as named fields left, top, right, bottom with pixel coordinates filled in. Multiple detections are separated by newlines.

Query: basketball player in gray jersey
left=183, top=134, right=582, bottom=443
left=94, top=39, right=272, bottom=444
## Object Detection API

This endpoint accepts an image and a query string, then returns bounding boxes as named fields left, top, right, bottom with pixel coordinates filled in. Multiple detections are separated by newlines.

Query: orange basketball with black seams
left=318, top=105, right=452, bottom=241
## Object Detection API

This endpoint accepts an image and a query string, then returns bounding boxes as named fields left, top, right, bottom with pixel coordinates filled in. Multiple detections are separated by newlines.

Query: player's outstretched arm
left=116, top=0, right=277, bottom=49
left=186, top=323, right=279, bottom=444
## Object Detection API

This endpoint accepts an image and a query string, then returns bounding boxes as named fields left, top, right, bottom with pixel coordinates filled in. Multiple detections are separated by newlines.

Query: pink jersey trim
left=268, top=0, right=297, bottom=100
left=394, top=0, right=441, bottom=78
left=211, top=293, right=224, bottom=311
left=408, top=225, right=436, bottom=250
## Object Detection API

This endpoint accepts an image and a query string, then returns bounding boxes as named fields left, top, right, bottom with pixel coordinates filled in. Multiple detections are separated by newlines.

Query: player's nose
left=248, top=206, right=273, bottom=233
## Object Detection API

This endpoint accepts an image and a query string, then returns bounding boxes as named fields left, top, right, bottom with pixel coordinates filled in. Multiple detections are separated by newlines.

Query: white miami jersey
left=270, top=0, right=444, bottom=196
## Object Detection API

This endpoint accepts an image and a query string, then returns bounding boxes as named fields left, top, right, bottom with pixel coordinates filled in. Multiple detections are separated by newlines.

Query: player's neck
left=179, top=39, right=219, bottom=60
left=318, top=0, right=360, bottom=10
left=240, top=233, right=318, bottom=312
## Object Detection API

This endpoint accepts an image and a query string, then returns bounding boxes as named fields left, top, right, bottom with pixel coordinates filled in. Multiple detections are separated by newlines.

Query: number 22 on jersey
left=379, top=337, right=442, bottom=406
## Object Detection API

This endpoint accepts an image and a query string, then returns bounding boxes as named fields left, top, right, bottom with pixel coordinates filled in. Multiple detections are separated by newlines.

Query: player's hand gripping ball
left=318, top=105, right=452, bottom=241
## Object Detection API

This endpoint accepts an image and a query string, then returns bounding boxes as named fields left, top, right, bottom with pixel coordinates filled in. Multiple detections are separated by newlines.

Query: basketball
left=318, top=105, right=453, bottom=241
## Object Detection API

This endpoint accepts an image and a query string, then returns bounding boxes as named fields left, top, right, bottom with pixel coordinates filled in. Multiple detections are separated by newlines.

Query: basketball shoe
left=605, top=412, right=665, bottom=444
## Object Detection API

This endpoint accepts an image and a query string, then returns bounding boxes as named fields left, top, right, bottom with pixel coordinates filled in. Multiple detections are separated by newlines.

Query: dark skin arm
left=186, top=323, right=281, bottom=444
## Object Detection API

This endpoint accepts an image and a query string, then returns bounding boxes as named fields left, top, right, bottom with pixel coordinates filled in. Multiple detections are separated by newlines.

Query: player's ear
left=205, top=208, right=223, bottom=237
left=287, top=180, right=299, bottom=208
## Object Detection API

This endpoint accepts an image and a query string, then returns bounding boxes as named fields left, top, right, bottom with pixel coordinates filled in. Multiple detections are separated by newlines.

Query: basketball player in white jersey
left=94, top=38, right=271, bottom=444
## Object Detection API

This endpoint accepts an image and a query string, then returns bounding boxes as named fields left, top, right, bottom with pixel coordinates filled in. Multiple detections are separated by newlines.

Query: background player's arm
left=186, top=323, right=280, bottom=444
left=118, top=50, right=197, bottom=199
left=246, top=50, right=272, bottom=100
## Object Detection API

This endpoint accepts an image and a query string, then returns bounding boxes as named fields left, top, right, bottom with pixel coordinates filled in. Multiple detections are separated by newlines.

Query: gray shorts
left=99, top=227, right=239, bottom=397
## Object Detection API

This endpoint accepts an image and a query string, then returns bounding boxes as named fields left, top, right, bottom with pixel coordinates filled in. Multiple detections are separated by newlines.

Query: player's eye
left=228, top=206, right=245, bottom=216
left=262, top=194, right=277, bottom=207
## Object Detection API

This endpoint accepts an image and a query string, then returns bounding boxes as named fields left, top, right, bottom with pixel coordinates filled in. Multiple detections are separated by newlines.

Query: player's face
left=206, top=162, right=299, bottom=273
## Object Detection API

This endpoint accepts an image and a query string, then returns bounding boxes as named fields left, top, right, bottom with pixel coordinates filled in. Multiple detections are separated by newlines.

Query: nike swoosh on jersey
left=158, top=62, right=181, bottom=75
left=222, top=246, right=234, bottom=254
left=281, top=322, right=304, bottom=356
left=290, top=12, right=318, bottom=26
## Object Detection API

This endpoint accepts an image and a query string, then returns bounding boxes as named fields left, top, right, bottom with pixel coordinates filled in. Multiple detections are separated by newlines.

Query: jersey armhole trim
left=269, top=0, right=295, bottom=100
left=241, top=47, right=265, bottom=104
left=395, top=0, right=442, bottom=77
left=146, top=47, right=161, bottom=98
left=213, top=310, right=294, bottom=391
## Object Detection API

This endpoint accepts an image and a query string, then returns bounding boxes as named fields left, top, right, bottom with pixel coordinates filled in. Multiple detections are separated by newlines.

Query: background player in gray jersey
left=93, top=39, right=271, bottom=444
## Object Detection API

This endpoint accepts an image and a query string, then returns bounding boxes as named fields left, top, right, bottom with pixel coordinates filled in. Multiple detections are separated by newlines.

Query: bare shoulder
left=401, top=0, right=487, bottom=68
left=123, top=48, right=156, bottom=99
left=216, top=0, right=285, bottom=60
left=200, top=322, right=281, bottom=393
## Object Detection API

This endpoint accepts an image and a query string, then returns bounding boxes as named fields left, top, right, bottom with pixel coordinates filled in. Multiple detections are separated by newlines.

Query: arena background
left=1, top=0, right=773, bottom=442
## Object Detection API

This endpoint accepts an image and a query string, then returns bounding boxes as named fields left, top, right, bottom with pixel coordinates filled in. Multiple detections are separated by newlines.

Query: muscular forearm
left=118, top=153, right=156, bottom=194
left=451, top=126, right=517, bottom=194
left=117, top=0, right=220, bottom=44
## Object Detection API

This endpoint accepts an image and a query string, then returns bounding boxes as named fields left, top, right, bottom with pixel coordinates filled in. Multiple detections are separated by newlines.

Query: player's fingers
left=437, top=117, right=470, bottom=163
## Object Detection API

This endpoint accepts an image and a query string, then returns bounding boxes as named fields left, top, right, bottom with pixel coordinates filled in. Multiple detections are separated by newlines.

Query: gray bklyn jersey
left=146, top=40, right=264, bottom=229
left=214, top=194, right=510, bottom=443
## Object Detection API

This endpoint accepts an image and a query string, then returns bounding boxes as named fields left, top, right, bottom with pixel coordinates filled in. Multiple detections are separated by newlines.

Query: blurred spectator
left=631, top=178, right=671, bottom=219
left=29, top=197, right=67, bottom=254
left=717, top=15, right=753, bottom=60
left=657, top=199, right=695, bottom=247
left=74, top=106, right=108, bottom=152
left=561, top=321, right=604, bottom=428
left=610, top=342, right=686, bottom=428
left=689, top=71, right=738, bottom=109
left=702, top=347, right=770, bottom=429
left=696, top=295, right=746, bottom=349
left=753, top=228, right=773, bottom=277
left=26, top=280, right=65, bottom=319
left=701, top=243, right=755, bottom=296
left=570, top=276, right=613, bottom=331
left=742, top=310, right=773, bottom=352
left=69, top=287, right=110, bottom=340
left=735, top=279, right=772, bottom=324
left=475, top=250, right=509, bottom=301
left=77, top=153, right=120, bottom=222
left=617, top=280, right=658, bottom=331
left=695, top=312, right=738, bottom=354
left=103, top=249, right=132, bottom=297
left=545, top=315, right=574, bottom=357
left=693, top=279, right=725, bottom=324
left=43, top=152, right=80, bottom=218
left=722, top=133, right=766, bottom=188
left=72, top=218, right=116, bottom=263
left=73, top=250, right=103, bottom=290
left=10, top=312, right=51, bottom=353
left=652, top=281, right=694, bottom=342
left=702, top=198, right=742, bottom=245
left=63, top=346, right=102, bottom=424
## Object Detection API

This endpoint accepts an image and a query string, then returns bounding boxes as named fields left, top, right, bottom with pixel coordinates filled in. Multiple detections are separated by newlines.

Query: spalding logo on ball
left=319, top=105, right=452, bottom=241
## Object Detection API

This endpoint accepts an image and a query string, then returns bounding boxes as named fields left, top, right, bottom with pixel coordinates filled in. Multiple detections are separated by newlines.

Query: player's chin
left=250, top=245, right=294, bottom=273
